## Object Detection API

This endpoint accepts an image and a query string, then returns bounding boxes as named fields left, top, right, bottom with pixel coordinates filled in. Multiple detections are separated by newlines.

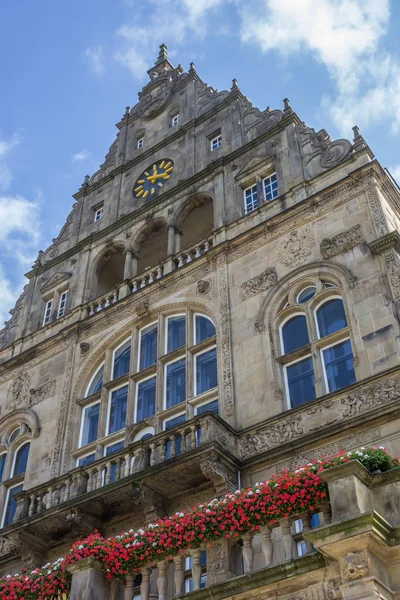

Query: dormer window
left=210, top=133, right=222, bottom=151
left=171, top=113, right=179, bottom=127
left=137, top=137, right=144, bottom=149
left=94, top=204, right=103, bottom=222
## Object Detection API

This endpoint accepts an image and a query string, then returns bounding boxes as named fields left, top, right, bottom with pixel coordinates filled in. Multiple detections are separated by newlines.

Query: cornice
left=368, top=231, right=400, bottom=255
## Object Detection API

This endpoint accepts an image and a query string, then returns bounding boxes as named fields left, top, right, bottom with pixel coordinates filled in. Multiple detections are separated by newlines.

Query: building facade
left=1, top=46, right=400, bottom=599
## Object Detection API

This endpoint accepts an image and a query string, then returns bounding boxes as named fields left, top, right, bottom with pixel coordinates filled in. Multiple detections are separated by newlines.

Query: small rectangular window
left=136, top=376, right=156, bottom=422
left=244, top=184, right=258, bottom=214
left=171, top=113, right=179, bottom=127
left=77, top=453, right=96, bottom=467
left=165, top=358, right=186, bottom=408
left=139, top=324, right=158, bottom=371
left=3, top=484, right=23, bottom=527
left=195, top=348, right=217, bottom=395
left=57, top=290, right=68, bottom=319
left=285, top=356, right=316, bottom=408
left=167, top=315, right=186, bottom=353
left=108, top=386, right=128, bottom=434
left=80, top=402, right=100, bottom=446
left=210, top=134, right=222, bottom=151
left=94, top=205, right=104, bottom=222
left=137, top=137, right=144, bottom=149
left=263, top=173, right=278, bottom=201
left=322, top=339, right=356, bottom=393
left=113, top=340, right=131, bottom=379
left=43, top=299, right=53, bottom=327
left=195, top=399, right=219, bottom=415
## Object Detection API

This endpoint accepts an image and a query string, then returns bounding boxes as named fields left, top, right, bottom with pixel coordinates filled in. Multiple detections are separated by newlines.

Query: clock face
left=133, top=159, right=174, bottom=199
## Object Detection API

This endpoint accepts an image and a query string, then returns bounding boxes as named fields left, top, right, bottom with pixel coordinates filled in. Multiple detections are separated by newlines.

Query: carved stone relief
left=199, top=457, right=237, bottom=495
left=197, top=280, right=211, bottom=295
left=340, top=551, right=369, bottom=581
left=320, top=225, right=363, bottom=259
left=216, top=253, right=234, bottom=420
left=3, top=373, right=56, bottom=414
left=366, top=187, right=388, bottom=238
left=52, top=346, right=76, bottom=477
left=240, top=267, right=277, bottom=301
left=383, top=249, right=400, bottom=300
left=241, top=415, right=303, bottom=459
left=278, top=227, right=315, bottom=269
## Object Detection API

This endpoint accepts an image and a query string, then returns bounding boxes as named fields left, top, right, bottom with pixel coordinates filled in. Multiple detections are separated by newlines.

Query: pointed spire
left=155, top=43, right=168, bottom=65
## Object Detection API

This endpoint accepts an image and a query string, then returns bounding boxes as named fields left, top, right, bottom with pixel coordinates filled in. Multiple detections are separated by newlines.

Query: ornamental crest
left=278, top=227, right=315, bottom=268
left=340, top=551, right=369, bottom=581
left=240, top=267, right=277, bottom=301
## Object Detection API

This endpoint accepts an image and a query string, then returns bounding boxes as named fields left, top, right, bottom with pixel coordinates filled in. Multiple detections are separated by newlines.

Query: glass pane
left=263, top=173, right=278, bottom=200
left=108, top=386, right=128, bottom=434
left=165, top=414, right=186, bottom=458
left=82, top=403, right=100, bottom=446
left=195, top=316, right=216, bottom=344
left=196, top=348, right=217, bottom=395
left=87, top=366, right=104, bottom=396
left=166, top=359, right=186, bottom=408
left=0, top=454, right=6, bottom=482
left=286, top=357, right=316, bottom=408
left=140, top=325, right=158, bottom=370
left=113, top=342, right=131, bottom=379
left=167, top=316, right=186, bottom=353
left=137, top=377, right=156, bottom=422
left=78, top=453, right=96, bottom=467
left=13, top=443, right=30, bottom=477
left=323, top=340, right=356, bottom=392
left=282, top=315, right=309, bottom=353
left=317, top=299, right=347, bottom=338
left=196, top=399, right=219, bottom=415
left=8, top=428, right=20, bottom=444
left=4, top=484, right=23, bottom=526
left=297, top=286, right=316, bottom=304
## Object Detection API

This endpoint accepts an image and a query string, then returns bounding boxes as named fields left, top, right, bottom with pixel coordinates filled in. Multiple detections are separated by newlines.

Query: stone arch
left=255, top=261, right=357, bottom=334
left=133, top=217, right=168, bottom=274
left=0, top=408, right=40, bottom=448
left=92, top=241, right=126, bottom=298
left=175, top=193, right=214, bottom=251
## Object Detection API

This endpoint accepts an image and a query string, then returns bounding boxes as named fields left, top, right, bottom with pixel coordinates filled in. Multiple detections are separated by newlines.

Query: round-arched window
left=13, top=443, right=30, bottom=478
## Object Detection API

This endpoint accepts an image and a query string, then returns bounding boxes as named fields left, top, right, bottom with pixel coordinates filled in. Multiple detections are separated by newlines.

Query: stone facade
left=1, top=46, right=400, bottom=599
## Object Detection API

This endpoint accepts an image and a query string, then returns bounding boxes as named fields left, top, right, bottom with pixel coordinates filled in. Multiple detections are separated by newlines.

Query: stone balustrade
left=12, top=413, right=234, bottom=525
left=86, top=290, right=118, bottom=316
left=130, top=264, right=164, bottom=293
left=174, top=236, right=213, bottom=268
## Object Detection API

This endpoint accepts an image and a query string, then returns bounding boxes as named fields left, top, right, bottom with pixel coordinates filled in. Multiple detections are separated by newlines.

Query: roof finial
left=155, top=43, right=168, bottom=65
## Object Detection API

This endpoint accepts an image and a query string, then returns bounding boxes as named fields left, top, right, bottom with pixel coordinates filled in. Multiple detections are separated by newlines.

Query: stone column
left=119, top=247, right=135, bottom=299
left=67, top=557, right=111, bottom=600
left=167, top=225, right=176, bottom=256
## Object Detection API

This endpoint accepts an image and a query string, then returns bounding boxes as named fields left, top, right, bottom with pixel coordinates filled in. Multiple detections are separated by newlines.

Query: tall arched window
left=278, top=283, right=356, bottom=409
left=75, top=310, right=218, bottom=465
left=2, top=440, right=31, bottom=528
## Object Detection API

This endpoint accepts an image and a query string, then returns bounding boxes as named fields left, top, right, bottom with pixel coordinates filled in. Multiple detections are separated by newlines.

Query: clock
left=133, top=159, right=174, bottom=199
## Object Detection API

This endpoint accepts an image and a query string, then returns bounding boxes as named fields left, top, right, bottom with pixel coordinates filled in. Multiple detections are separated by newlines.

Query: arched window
left=75, top=311, right=218, bottom=466
left=0, top=453, right=6, bottom=482
left=316, top=298, right=347, bottom=338
left=277, top=283, right=356, bottom=409
left=281, top=315, right=309, bottom=353
left=8, top=428, right=20, bottom=444
left=12, top=443, right=30, bottom=477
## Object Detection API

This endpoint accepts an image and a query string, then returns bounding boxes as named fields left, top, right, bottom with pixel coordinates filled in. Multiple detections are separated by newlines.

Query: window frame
left=171, top=113, right=179, bottom=127
left=278, top=311, right=308, bottom=355
left=314, top=295, right=348, bottom=340
left=320, top=337, right=355, bottom=394
left=194, top=398, right=219, bottom=415
left=76, top=451, right=97, bottom=468
left=164, top=355, right=186, bottom=410
left=244, top=183, right=258, bottom=215
left=57, top=289, right=68, bottom=319
left=10, top=441, right=30, bottom=479
left=111, top=337, right=132, bottom=380
left=193, top=344, right=217, bottom=397
left=165, top=313, right=186, bottom=354
left=94, top=204, right=104, bottom=222
left=210, top=134, right=222, bottom=151
left=1, top=482, right=24, bottom=528
left=283, top=353, right=316, bottom=410
left=85, top=362, right=105, bottom=398
left=79, top=399, right=101, bottom=448
left=134, top=373, right=157, bottom=424
left=262, top=172, right=278, bottom=201
left=42, top=299, right=53, bottom=327
left=137, top=137, right=144, bottom=149
left=106, top=382, right=129, bottom=436
left=137, top=321, right=158, bottom=372
left=193, top=313, right=216, bottom=346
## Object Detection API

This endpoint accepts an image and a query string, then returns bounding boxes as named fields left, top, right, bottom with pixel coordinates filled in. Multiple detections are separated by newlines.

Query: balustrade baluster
left=140, top=278, right=146, bottom=288
left=115, top=458, right=122, bottom=481
left=64, top=478, right=72, bottom=502
left=195, top=245, right=201, bottom=258
left=124, top=452, right=131, bottom=477
left=149, top=443, right=157, bottom=466
left=46, top=487, right=53, bottom=510
left=148, top=272, right=154, bottom=284
left=204, top=240, right=210, bottom=252
left=96, top=467, right=103, bottom=489
left=280, top=517, right=293, bottom=561
left=156, top=266, right=163, bottom=279
left=186, top=251, right=192, bottom=263
left=170, top=435, right=176, bottom=458
left=140, top=566, right=151, bottom=600
left=191, top=549, right=202, bottom=590
left=158, top=439, right=166, bottom=462
left=301, top=513, right=313, bottom=554
left=124, top=574, right=135, bottom=600
left=29, top=494, right=36, bottom=517
left=260, top=525, right=273, bottom=567
left=190, top=425, right=197, bottom=449
left=37, top=493, right=44, bottom=514
left=86, top=468, right=95, bottom=493
left=105, top=461, right=112, bottom=486
left=242, top=532, right=254, bottom=573
left=132, top=280, right=138, bottom=293
left=157, top=560, right=167, bottom=600
left=173, top=555, right=184, bottom=596
left=179, top=429, right=187, bottom=454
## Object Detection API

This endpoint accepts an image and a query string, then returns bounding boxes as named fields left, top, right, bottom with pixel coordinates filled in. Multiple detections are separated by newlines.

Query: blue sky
left=0, top=0, right=399, bottom=325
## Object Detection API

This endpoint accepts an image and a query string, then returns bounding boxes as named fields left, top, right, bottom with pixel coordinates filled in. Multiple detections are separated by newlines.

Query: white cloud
left=0, top=132, right=20, bottom=158
left=72, top=150, right=90, bottom=162
left=239, top=0, right=400, bottom=133
left=85, top=46, right=105, bottom=75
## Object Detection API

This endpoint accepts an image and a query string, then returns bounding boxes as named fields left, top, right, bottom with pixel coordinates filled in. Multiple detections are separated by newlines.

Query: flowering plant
left=0, top=446, right=397, bottom=599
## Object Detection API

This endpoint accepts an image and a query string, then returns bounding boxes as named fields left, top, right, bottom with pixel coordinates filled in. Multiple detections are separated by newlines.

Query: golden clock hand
left=146, top=172, right=170, bottom=183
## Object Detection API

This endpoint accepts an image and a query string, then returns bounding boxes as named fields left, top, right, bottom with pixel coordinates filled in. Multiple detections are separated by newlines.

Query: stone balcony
left=1, top=414, right=237, bottom=551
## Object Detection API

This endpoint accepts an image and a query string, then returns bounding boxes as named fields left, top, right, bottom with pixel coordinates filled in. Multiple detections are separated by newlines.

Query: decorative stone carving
left=136, top=299, right=150, bottom=318
left=341, top=375, right=400, bottom=418
left=0, top=535, right=21, bottom=558
left=199, top=457, right=237, bottom=495
left=278, top=227, right=315, bottom=268
left=207, top=541, right=226, bottom=576
left=340, top=551, right=369, bottom=581
left=131, top=484, right=167, bottom=523
left=325, top=580, right=342, bottom=600
left=216, top=253, right=234, bottom=419
left=0, top=287, right=26, bottom=351
left=383, top=249, right=400, bottom=300
left=366, top=187, right=388, bottom=238
left=4, top=374, right=56, bottom=414
left=241, top=415, right=303, bottom=459
left=320, top=225, right=363, bottom=259
left=65, top=508, right=102, bottom=537
left=196, top=280, right=211, bottom=295
left=297, top=123, right=352, bottom=171
left=29, top=380, right=56, bottom=407
left=54, top=346, right=76, bottom=477
left=79, top=342, right=91, bottom=355
left=240, top=267, right=277, bottom=301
